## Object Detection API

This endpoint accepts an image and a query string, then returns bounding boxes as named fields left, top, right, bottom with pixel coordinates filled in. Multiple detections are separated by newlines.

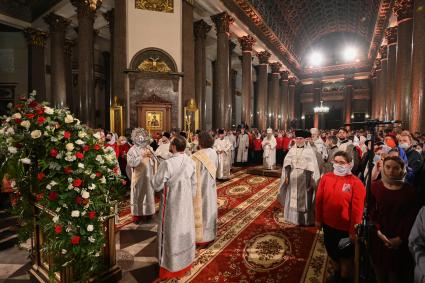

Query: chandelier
left=313, top=101, right=329, bottom=113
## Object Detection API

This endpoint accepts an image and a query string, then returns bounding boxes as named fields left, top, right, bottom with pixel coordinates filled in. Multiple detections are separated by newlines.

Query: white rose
left=78, top=131, right=87, bottom=138
left=78, top=163, right=84, bottom=169
left=44, top=106, right=54, bottom=115
left=20, top=158, right=31, bottom=164
left=20, top=120, right=30, bottom=129
left=7, top=146, right=17, bottom=154
left=88, top=183, right=96, bottom=190
left=71, top=210, right=80, bottom=217
left=81, top=191, right=90, bottom=199
left=30, top=130, right=42, bottom=139
left=88, top=236, right=95, bottom=243
left=61, top=249, right=67, bottom=255
left=0, top=128, right=4, bottom=135
left=87, top=225, right=94, bottom=232
left=65, top=143, right=74, bottom=151
left=6, top=127, right=15, bottom=135
left=93, top=132, right=101, bottom=140
left=64, top=114, right=74, bottom=124
left=90, top=173, right=96, bottom=179
left=100, top=176, right=106, bottom=184
left=52, top=215, right=59, bottom=223
left=75, top=139, right=84, bottom=145
left=12, top=113, right=21, bottom=119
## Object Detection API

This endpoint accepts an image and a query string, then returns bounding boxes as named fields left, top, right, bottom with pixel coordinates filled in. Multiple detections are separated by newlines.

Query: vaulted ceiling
left=247, top=0, right=381, bottom=64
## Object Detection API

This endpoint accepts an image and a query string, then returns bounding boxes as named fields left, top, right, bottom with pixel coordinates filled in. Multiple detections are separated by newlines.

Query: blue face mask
left=373, top=154, right=381, bottom=164
left=333, top=163, right=352, bottom=176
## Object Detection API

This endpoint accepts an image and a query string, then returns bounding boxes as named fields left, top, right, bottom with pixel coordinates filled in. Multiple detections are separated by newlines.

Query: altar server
left=262, top=128, right=277, bottom=170
left=214, top=129, right=232, bottom=180
left=155, top=132, right=172, bottom=160
left=236, top=127, right=250, bottom=164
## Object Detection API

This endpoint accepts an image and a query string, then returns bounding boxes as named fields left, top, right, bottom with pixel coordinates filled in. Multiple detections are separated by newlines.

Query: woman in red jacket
left=316, top=151, right=366, bottom=283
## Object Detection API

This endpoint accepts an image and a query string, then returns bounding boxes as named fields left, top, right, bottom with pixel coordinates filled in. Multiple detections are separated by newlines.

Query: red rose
left=75, top=196, right=83, bottom=205
left=71, top=235, right=80, bottom=245
left=93, top=144, right=100, bottom=151
left=37, top=172, right=45, bottom=181
left=15, top=104, right=23, bottom=109
left=37, top=116, right=46, bottom=125
left=54, top=225, right=62, bottom=234
left=28, top=101, right=38, bottom=108
left=63, top=166, right=73, bottom=175
left=63, top=131, right=71, bottom=139
left=121, top=180, right=127, bottom=186
left=73, top=179, right=82, bottom=187
left=88, top=211, right=96, bottom=220
left=50, top=148, right=58, bottom=157
left=113, top=166, right=120, bottom=174
left=14, top=118, right=22, bottom=124
left=83, top=145, right=90, bottom=152
left=48, top=191, right=58, bottom=201
left=36, top=107, right=44, bottom=115
left=75, top=152, right=84, bottom=159
left=25, top=113, right=35, bottom=119
left=35, top=193, right=44, bottom=202
left=95, top=172, right=102, bottom=177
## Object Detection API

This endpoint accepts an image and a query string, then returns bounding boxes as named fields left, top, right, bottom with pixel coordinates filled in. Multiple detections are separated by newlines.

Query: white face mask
left=333, top=163, right=352, bottom=176
left=399, top=143, right=409, bottom=149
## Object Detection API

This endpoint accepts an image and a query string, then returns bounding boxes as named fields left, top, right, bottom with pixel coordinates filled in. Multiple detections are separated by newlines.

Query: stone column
left=385, top=27, right=397, bottom=120
left=182, top=0, right=195, bottom=115
left=379, top=45, right=388, bottom=120
left=256, top=50, right=271, bottom=130
left=370, top=71, right=377, bottom=119
left=103, top=9, right=114, bottom=124
left=280, top=70, right=289, bottom=130
left=229, top=40, right=236, bottom=128
left=393, top=0, right=414, bottom=127
left=64, top=39, right=74, bottom=112
left=194, top=19, right=211, bottom=130
left=24, top=28, right=48, bottom=101
left=344, top=76, right=354, bottom=126
left=288, top=77, right=296, bottom=125
left=211, top=12, right=234, bottom=129
left=374, top=59, right=382, bottom=119
left=238, top=35, right=255, bottom=126
left=44, top=13, right=70, bottom=107
left=270, top=62, right=282, bottom=129
left=313, top=80, right=321, bottom=129
left=410, top=0, right=425, bottom=132
left=71, top=0, right=101, bottom=126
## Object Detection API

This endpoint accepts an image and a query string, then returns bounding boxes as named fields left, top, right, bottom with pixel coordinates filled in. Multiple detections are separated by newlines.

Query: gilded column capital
left=44, top=13, right=71, bottom=32
left=393, top=0, right=413, bottom=22
left=257, top=50, right=271, bottom=64
left=210, top=12, right=234, bottom=34
left=24, top=28, right=48, bottom=47
left=71, top=0, right=102, bottom=18
left=193, top=19, right=211, bottom=40
left=280, top=70, right=289, bottom=80
left=385, top=26, right=398, bottom=45
left=375, top=58, right=382, bottom=70
left=238, top=35, right=255, bottom=52
left=379, top=45, right=388, bottom=59
left=289, top=77, right=297, bottom=86
left=270, top=62, right=282, bottom=74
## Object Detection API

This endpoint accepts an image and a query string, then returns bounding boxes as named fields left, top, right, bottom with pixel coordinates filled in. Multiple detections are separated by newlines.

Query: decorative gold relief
left=137, top=57, right=172, bottom=73
left=135, top=0, right=173, bottom=13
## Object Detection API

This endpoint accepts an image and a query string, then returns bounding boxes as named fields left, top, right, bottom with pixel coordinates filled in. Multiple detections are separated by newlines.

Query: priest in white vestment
left=236, top=127, right=249, bottom=164
left=155, top=132, right=172, bottom=160
left=226, top=130, right=237, bottom=165
left=151, top=135, right=197, bottom=280
left=214, top=129, right=232, bottom=180
left=278, top=130, right=320, bottom=226
left=126, top=128, right=157, bottom=223
left=262, top=128, right=277, bottom=170
left=192, top=132, right=218, bottom=245
left=310, top=128, right=328, bottom=161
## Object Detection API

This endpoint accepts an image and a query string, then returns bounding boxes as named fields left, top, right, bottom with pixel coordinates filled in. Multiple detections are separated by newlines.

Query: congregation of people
left=100, top=125, right=425, bottom=283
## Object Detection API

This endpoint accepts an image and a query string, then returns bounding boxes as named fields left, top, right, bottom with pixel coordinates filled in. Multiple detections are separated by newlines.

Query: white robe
left=226, top=134, right=237, bottom=165
left=155, top=142, right=172, bottom=160
left=236, top=133, right=249, bottom=162
left=151, top=153, right=197, bottom=272
left=126, top=145, right=157, bottom=216
left=313, top=137, right=328, bottom=161
left=192, top=148, right=218, bottom=243
left=262, top=136, right=277, bottom=169
left=214, top=138, right=232, bottom=179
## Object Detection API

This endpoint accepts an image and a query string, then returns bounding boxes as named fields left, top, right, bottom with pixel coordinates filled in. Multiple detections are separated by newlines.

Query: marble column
left=44, top=13, right=70, bottom=107
left=313, top=80, right=321, bottom=129
left=24, top=28, right=48, bottom=101
left=270, top=62, right=282, bottom=129
left=182, top=0, right=195, bottom=115
left=238, top=35, right=255, bottom=126
left=71, top=0, right=101, bottom=126
left=211, top=12, right=234, bottom=129
left=64, top=40, right=74, bottom=112
left=288, top=77, right=296, bottom=125
left=344, top=76, right=354, bottom=126
left=385, top=27, right=397, bottom=120
left=256, top=50, right=271, bottom=130
left=194, top=19, right=211, bottom=130
left=374, top=59, right=382, bottom=119
left=410, top=0, right=425, bottom=132
left=229, top=40, right=236, bottom=128
left=280, top=70, right=289, bottom=130
left=393, top=0, right=414, bottom=127
left=379, top=45, right=388, bottom=120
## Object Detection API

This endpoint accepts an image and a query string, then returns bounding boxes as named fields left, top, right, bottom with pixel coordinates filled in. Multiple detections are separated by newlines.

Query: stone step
left=0, top=228, right=18, bottom=250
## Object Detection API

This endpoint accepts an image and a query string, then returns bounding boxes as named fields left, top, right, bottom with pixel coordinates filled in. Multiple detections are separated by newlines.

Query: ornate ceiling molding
left=300, top=61, right=370, bottom=79
left=367, top=0, right=394, bottom=61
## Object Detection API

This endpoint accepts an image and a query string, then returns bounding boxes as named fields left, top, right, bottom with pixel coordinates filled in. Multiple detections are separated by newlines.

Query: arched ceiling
left=247, top=0, right=381, bottom=64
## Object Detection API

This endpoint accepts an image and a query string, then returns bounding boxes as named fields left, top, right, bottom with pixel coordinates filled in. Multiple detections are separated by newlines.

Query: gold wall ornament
left=184, top=99, right=199, bottom=134
left=137, top=57, right=172, bottom=73
left=135, top=0, right=174, bottom=13
left=110, top=96, right=124, bottom=136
